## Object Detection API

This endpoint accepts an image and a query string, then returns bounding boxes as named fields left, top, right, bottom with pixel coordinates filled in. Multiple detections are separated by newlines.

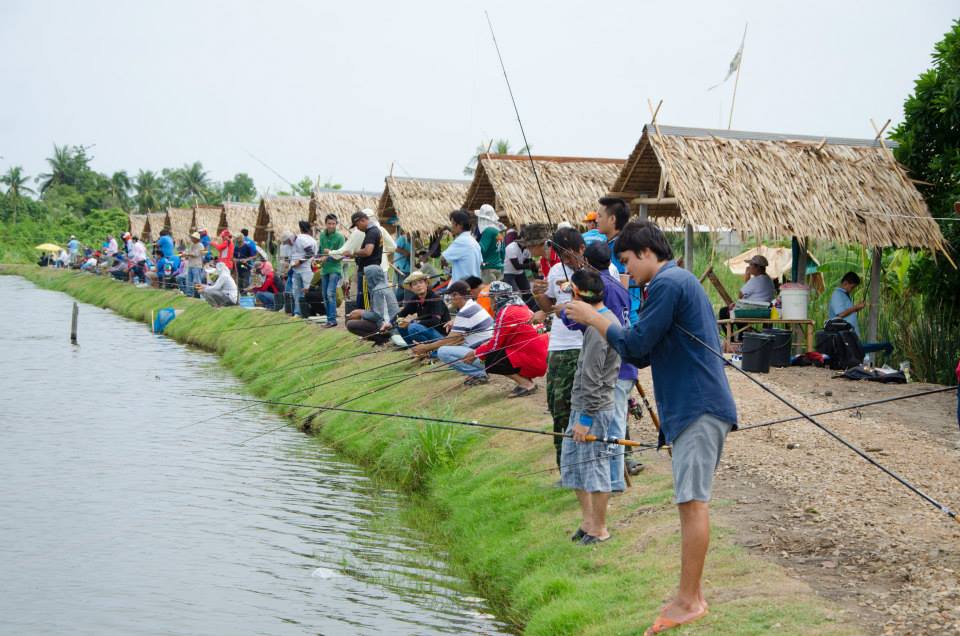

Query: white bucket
left=779, top=285, right=809, bottom=320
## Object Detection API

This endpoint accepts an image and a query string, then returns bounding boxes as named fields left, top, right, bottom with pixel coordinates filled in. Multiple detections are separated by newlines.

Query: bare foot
left=657, top=597, right=706, bottom=625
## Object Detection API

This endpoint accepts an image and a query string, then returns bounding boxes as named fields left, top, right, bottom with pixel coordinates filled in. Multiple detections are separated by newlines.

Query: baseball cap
left=581, top=210, right=598, bottom=223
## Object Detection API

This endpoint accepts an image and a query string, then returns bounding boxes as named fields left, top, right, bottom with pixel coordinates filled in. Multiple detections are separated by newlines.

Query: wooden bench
left=717, top=318, right=816, bottom=354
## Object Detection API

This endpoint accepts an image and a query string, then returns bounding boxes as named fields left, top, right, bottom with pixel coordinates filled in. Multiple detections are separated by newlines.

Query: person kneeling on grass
left=565, top=220, right=737, bottom=635
left=409, top=280, right=494, bottom=384
left=395, top=271, right=450, bottom=345
left=462, top=280, right=547, bottom=397
left=198, top=262, right=239, bottom=308
left=560, top=269, right=621, bottom=545
left=345, top=264, right=400, bottom=345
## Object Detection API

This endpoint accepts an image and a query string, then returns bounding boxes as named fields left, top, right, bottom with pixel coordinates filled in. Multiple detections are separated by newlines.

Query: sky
left=0, top=0, right=956, bottom=195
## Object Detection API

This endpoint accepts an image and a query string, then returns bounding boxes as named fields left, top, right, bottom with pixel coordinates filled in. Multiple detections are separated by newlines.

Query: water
left=0, top=276, right=512, bottom=636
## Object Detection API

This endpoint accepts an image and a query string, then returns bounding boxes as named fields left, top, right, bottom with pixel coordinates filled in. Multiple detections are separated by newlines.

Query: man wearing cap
left=185, top=232, right=206, bottom=297
left=581, top=211, right=606, bottom=245
left=719, top=254, right=776, bottom=320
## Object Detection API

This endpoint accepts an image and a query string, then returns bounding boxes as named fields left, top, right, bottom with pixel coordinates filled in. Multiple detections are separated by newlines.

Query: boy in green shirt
left=317, top=213, right=346, bottom=326
left=477, top=203, right=505, bottom=283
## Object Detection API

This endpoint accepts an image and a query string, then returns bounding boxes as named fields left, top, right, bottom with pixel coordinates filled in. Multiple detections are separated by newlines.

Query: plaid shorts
left=560, top=408, right=617, bottom=493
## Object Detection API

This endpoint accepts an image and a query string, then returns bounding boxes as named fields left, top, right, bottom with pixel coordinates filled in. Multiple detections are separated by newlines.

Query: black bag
left=824, top=318, right=854, bottom=333
left=816, top=328, right=864, bottom=370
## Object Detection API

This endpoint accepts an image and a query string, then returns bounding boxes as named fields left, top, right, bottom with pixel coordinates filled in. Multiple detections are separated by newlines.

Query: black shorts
left=484, top=347, right=521, bottom=376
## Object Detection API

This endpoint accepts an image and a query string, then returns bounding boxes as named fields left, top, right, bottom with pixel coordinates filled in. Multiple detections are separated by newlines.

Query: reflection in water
left=0, top=276, right=511, bottom=636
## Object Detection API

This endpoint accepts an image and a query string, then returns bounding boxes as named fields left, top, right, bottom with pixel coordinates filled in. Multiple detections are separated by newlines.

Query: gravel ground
left=695, top=365, right=960, bottom=635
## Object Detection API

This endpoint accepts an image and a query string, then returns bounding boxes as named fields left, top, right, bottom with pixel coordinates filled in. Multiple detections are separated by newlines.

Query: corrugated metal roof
left=645, top=124, right=897, bottom=149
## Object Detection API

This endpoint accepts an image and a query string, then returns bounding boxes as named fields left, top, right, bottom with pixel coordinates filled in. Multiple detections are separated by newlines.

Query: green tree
left=292, top=176, right=314, bottom=197
left=1, top=166, right=35, bottom=223
left=891, top=19, right=960, bottom=305
left=222, top=172, right=257, bottom=201
left=108, top=171, right=132, bottom=211
left=134, top=169, right=163, bottom=212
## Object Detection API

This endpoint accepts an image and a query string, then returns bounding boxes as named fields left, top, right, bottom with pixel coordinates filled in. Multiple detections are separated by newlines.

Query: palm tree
left=1, top=166, right=35, bottom=224
left=36, top=144, right=75, bottom=193
left=463, top=138, right=531, bottom=175
left=134, top=169, right=162, bottom=212
left=174, top=161, right=212, bottom=203
left=108, top=171, right=132, bottom=211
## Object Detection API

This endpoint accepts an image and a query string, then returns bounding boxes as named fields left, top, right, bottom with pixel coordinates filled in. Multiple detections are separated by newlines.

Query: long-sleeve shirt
left=213, top=239, right=234, bottom=270
left=475, top=304, right=548, bottom=379
left=396, top=291, right=450, bottom=330
left=206, top=265, right=238, bottom=303
left=605, top=261, right=737, bottom=445
left=570, top=309, right=621, bottom=416
left=251, top=272, right=279, bottom=294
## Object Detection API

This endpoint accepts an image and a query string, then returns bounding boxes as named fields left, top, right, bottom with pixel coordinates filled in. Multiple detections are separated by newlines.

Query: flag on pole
left=708, top=25, right=747, bottom=91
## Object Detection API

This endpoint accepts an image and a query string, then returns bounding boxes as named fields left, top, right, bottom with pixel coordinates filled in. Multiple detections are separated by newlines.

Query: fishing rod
left=484, top=10, right=554, bottom=228
left=675, top=323, right=959, bottom=523
left=191, top=393, right=650, bottom=449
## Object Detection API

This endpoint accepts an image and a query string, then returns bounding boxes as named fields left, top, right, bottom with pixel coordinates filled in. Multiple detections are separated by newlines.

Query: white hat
left=476, top=204, right=505, bottom=232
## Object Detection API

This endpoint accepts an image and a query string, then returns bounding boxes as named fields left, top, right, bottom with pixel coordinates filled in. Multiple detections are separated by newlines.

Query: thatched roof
left=219, top=202, right=260, bottom=238
left=462, top=155, right=625, bottom=229
left=377, top=176, right=472, bottom=235
left=310, top=188, right=380, bottom=229
left=609, top=124, right=947, bottom=252
left=141, top=212, right=166, bottom=243
left=128, top=214, right=148, bottom=241
left=192, top=204, right=223, bottom=235
left=255, top=196, right=311, bottom=243
left=165, top=207, right=194, bottom=245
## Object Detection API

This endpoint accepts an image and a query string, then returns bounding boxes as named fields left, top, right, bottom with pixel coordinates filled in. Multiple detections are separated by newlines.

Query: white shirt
left=130, top=241, right=147, bottom=263
left=503, top=242, right=530, bottom=275
left=291, top=234, right=318, bottom=276
left=545, top=262, right=583, bottom=351
left=450, top=299, right=495, bottom=348
left=106, top=238, right=118, bottom=256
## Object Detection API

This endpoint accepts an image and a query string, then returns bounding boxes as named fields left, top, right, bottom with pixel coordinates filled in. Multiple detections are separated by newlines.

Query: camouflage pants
left=546, top=349, right=580, bottom=468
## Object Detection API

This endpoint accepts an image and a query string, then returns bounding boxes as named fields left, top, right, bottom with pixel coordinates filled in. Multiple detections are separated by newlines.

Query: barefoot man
left=565, top=217, right=737, bottom=635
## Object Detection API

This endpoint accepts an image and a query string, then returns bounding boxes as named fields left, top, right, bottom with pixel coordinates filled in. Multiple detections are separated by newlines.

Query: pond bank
left=2, top=264, right=857, bottom=636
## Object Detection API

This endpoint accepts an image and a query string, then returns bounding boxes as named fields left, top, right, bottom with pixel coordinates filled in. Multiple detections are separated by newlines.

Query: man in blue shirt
left=827, top=271, right=892, bottom=356
left=566, top=220, right=736, bottom=634
left=597, top=197, right=642, bottom=324
left=441, top=209, right=482, bottom=284
left=235, top=228, right=258, bottom=290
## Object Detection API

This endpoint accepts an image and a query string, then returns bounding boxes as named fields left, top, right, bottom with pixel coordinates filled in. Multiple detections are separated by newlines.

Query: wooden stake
left=70, top=302, right=78, bottom=344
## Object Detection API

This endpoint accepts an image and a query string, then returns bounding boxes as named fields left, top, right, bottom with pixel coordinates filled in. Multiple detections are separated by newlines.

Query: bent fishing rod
left=676, top=324, right=959, bottom=524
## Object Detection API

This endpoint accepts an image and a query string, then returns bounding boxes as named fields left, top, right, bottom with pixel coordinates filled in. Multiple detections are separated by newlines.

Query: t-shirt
left=157, top=235, right=175, bottom=259
left=546, top=262, right=583, bottom=351
left=479, top=227, right=504, bottom=271
left=291, top=233, right=318, bottom=277
left=356, top=226, right=383, bottom=270
left=450, top=299, right=494, bottom=348
left=318, top=230, right=345, bottom=274
left=503, top=241, right=529, bottom=275
left=828, top=287, right=859, bottom=335
left=740, top=274, right=776, bottom=303
left=441, top=232, right=482, bottom=282
left=394, top=234, right=411, bottom=274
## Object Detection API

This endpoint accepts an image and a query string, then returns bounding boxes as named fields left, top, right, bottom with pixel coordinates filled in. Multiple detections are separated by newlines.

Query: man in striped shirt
left=410, top=281, right=494, bottom=385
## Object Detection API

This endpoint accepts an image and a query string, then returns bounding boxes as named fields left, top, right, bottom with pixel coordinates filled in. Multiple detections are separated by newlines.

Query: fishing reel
left=628, top=397, right=645, bottom=422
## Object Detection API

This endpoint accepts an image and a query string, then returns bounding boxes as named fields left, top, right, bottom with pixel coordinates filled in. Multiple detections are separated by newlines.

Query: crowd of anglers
left=46, top=195, right=960, bottom=636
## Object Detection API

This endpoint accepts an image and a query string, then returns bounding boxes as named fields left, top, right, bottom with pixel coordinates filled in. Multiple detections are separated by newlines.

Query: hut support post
left=867, top=246, right=882, bottom=344
left=637, top=192, right=648, bottom=221
left=684, top=224, right=694, bottom=271
left=795, top=237, right=808, bottom=284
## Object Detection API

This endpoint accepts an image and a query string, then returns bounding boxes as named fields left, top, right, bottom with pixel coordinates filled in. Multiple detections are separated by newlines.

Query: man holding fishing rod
left=565, top=216, right=737, bottom=635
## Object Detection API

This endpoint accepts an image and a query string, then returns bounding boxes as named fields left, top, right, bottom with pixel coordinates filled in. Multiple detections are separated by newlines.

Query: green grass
left=2, top=264, right=863, bottom=636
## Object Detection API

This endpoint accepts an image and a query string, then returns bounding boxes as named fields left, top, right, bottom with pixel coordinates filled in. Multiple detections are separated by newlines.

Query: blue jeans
left=322, top=272, right=341, bottom=324
left=256, top=291, right=279, bottom=310
left=398, top=322, right=444, bottom=345
left=290, top=270, right=307, bottom=316
left=187, top=267, right=204, bottom=298
left=437, top=345, right=486, bottom=378
left=609, top=378, right=633, bottom=492
left=356, top=268, right=365, bottom=309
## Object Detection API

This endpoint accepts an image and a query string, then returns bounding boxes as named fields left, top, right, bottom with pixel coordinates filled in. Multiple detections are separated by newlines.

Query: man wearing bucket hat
left=394, top=270, right=449, bottom=345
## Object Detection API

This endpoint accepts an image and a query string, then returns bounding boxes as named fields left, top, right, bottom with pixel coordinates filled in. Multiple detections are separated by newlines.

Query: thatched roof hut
left=608, top=124, right=947, bottom=253
left=462, top=155, right=625, bottom=229
left=165, top=207, right=194, bottom=245
left=140, top=212, right=167, bottom=243
left=192, top=204, right=223, bottom=235
left=377, top=176, right=471, bottom=236
left=255, top=196, right=311, bottom=243
left=219, top=202, right=260, bottom=238
left=310, top=189, right=380, bottom=229
left=128, top=214, right=148, bottom=241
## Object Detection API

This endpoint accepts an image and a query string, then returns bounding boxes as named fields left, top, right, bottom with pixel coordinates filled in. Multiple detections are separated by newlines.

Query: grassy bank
left=2, top=264, right=860, bottom=636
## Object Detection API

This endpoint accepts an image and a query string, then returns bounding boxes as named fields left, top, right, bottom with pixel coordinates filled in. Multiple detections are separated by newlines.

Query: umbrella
left=35, top=243, right=63, bottom=252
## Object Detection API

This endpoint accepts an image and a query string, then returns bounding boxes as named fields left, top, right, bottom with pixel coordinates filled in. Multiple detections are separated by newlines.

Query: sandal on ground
left=643, top=607, right=708, bottom=635
left=507, top=384, right=537, bottom=398
left=463, top=376, right=490, bottom=386
left=578, top=533, right=611, bottom=545
left=570, top=527, right=587, bottom=542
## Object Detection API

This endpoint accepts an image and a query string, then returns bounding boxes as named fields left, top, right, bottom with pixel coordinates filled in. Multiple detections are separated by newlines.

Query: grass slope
left=3, top=265, right=861, bottom=636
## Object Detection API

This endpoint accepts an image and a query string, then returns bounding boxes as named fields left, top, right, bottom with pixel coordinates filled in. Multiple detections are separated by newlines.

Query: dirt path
left=697, top=366, right=960, bottom=634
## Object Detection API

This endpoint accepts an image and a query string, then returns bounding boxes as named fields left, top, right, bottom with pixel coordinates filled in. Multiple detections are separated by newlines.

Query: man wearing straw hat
left=394, top=270, right=449, bottom=346
left=184, top=232, right=206, bottom=297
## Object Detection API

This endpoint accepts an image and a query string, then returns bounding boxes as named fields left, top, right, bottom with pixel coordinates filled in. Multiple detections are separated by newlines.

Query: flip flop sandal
left=507, top=384, right=538, bottom=398
left=578, top=534, right=611, bottom=545
left=570, top=528, right=587, bottom=542
left=643, top=607, right=709, bottom=635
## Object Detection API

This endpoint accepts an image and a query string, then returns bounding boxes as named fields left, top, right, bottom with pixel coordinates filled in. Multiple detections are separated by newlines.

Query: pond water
left=0, top=275, right=511, bottom=636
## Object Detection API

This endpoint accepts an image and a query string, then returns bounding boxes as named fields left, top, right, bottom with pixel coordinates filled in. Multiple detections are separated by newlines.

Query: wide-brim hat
left=402, top=270, right=431, bottom=289
left=517, top=223, right=552, bottom=247
left=190, top=232, right=201, bottom=240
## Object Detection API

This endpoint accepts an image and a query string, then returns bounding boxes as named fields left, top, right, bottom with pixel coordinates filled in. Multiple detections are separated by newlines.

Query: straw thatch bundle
left=192, top=204, right=223, bottom=235
left=141, top=212, right=167, bottom=243
left=310, top=189, right=379, bottom=229
left=255, top=196, right=311, bottom=243
left=377, top=176, right=471, bottom=236
left=219, top=202, right=260, bottom=238
left=609, top=124, right=947, bottom=252
left=165, top=207, right=194, bottom=245
left=128, top=214, right=148, bottom=240
left=462, top=155, right=625, bottom=229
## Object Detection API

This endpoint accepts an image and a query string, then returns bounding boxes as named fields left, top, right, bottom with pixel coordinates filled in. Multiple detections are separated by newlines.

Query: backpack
left=816, top=328, right=864, bottom=370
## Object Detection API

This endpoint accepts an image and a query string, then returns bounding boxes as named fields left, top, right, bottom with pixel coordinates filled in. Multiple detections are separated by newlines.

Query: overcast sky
left=1, top=0, right=956, bottom=195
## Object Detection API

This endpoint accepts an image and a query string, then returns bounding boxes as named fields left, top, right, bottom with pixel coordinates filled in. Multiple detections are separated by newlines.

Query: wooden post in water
left=70, top=302, right=78, bottom=344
